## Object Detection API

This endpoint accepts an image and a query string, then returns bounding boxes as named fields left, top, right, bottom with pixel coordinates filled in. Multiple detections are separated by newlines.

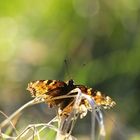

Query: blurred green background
left=0, top=0, right=140, bottom=140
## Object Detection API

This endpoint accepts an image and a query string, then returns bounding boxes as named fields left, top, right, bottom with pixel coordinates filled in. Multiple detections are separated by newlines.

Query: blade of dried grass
left=0, top=110, right=18, bottom=136
left=81, top=93, right=105, bottom=140
left=0, top=98, right=45, bottom=128
left=27, top=117, right=58, bottom=140
left=56, top=88, right=82, bottom=140
left=0, top=132, right=16, bottom=139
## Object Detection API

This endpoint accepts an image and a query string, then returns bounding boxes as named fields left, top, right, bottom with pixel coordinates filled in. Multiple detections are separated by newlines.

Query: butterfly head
left=66, top=79, right=75, bottom=86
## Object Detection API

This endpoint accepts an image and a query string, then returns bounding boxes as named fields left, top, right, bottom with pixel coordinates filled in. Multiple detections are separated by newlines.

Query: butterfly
left=27, top=79, right=116, bottom=117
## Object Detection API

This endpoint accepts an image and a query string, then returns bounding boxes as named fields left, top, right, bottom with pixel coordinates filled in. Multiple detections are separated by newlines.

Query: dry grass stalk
left=0, top=89, right=107, bottom=140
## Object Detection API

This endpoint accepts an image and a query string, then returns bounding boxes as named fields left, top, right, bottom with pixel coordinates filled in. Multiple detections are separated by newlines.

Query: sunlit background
left=0, top=0, right=140, bottom=140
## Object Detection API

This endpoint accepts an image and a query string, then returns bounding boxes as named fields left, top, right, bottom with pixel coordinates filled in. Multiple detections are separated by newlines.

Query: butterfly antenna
left=64, top=58, right=72, bottom=80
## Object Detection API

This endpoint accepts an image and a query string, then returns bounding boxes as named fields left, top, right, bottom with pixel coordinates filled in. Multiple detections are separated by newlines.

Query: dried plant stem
left=16, top=123, right=57, bottom=140
left=0, top=87, right=107, bottom=140
left=1, top=133, right=15, bottom=139
left=0, top=99, right=44, bottom=128
left=80, top=93, right=105, bottom=140
left=91, top=110, right=96, bottom=140
left=0, top=110, right=18, bottom=135
left=55, top=88, right=82, bottom=140
left=26, top=117, right=58, bottom=140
